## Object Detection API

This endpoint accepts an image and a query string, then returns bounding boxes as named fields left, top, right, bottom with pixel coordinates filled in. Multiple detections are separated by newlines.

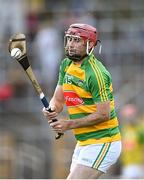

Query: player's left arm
left=49, top=100, right=110, bottom=133
left=68, top=100, right=110, bottom=128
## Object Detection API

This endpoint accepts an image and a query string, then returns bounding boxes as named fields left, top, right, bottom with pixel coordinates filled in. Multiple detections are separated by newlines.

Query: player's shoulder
left=86, top=54, right=103, bottom=73
left=61, top=57, right=72, bottom=66
left=87, top=54, right=112, bottom=78
left=59, top=57, right=72, bottom=73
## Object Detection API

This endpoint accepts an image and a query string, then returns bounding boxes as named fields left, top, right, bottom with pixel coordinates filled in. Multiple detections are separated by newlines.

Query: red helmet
left=65, top=23, right=98, bottom=45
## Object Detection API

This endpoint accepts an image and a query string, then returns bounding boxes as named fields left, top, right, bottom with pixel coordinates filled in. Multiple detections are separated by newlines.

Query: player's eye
left=67, top=36, right=73, bottom=41
left=66, top=35, right=81, bottom=43
left=74, top=37, right=80, bottom=42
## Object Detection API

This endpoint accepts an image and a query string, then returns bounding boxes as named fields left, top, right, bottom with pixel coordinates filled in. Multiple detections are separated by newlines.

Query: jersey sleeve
left=58, top=60, right=65, bottom=85
left=88, top=71, right=112, bottom=103
left=58, top=58, right=71, bottom=85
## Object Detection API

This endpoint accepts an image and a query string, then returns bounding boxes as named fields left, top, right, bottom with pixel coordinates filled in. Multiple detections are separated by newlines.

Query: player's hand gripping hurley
left=8, top=33, right=63, bottom=139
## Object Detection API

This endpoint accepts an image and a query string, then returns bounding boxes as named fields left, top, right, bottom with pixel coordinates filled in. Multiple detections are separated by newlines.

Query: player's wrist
left=67, top=120, right=77, bottom=129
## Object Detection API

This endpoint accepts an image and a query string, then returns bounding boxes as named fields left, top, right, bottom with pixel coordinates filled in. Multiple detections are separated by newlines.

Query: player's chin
left=65, top=52, right=82, bottom=61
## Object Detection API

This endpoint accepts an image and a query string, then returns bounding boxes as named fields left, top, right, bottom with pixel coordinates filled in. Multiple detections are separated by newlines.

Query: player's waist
left=73, top=125, right=121, bottom=143
left=77, top=132, right=121, bottom=146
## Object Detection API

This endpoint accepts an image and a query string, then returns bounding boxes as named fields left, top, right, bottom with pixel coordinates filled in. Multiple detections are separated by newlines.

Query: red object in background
left=0, top=83, right=13, bottom=101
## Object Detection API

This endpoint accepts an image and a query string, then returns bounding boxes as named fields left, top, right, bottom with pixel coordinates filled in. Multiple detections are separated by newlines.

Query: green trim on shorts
left=96, top=143, right=111, bottom=169
left=92, top=142, right=111, bottom=169
left=92, top=143, right=105, bottom=168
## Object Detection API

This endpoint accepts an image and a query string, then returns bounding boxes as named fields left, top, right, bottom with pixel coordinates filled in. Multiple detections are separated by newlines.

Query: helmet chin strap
left=86, top=41, right=94, bottom=55
left=86, top=40, right=102, bottom=55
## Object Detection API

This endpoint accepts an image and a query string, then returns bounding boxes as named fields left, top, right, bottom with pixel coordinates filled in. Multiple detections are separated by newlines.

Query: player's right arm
left=42, top=85, right=65, bottom=123
left=49, top=58, right=68, bottom=113
left=43, top=58, right=69, bottom=122
left=49, top=85, right=65, bottom=113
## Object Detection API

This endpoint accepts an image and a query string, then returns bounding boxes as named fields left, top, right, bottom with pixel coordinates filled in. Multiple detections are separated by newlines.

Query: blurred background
left=0, top=0, right=144, bottom=179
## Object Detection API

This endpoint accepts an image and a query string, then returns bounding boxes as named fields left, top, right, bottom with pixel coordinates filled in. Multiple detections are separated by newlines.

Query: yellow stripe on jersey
left=66, top=63, right=85, bottom=80
left=73, top=117, right=119, bottom=134
left=110, top=100, right=115, bottom=110
left=77, top=133, right=121, bottom=146
left=110, top=83, right=113, bottom=92
left=89, top=59, right=108, bottom=102
left=68, top=104, right=96, bottom=114
left=110, top=100, right=116, bottom=118
left=67, top=100, right=115, bottom=117
left=63, top=84, right=92, bottom=98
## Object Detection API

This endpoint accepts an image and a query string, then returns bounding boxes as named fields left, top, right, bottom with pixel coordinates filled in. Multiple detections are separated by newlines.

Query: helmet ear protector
left=64, top=23, right=102, bottom=59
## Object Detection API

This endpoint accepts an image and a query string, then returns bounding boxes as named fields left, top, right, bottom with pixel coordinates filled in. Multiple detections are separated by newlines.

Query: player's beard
left=65, top=48, right=87, bottom=62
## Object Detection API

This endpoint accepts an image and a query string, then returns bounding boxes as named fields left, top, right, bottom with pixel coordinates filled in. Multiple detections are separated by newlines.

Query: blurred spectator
left=7, top=68, right=28, bottom=98
left=0, top=83, right=13, bottom=101
left=0, top=0, right=26, bottom=42
left=58, top=11, right=96, bottom=33
left=73, top=11, right=96, bottom=27
left=26, top=9, right=39, bottom=43
left=120, top=104, right=144, bottom=179
left=0, top=83, right=14, bottom=111
left=34, top=20, right=62, bottom=96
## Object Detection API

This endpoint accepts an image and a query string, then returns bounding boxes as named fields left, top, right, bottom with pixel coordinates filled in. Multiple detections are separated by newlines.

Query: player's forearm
left=49, top=85, right=65, bottom=113
left=67, top=111, right=110, bottom=129
left=49, top=98, right=64, bottom=113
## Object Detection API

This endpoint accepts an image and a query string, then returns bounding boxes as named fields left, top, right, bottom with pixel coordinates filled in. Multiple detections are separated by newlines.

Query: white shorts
left=70, top=141, right=122, bottom=173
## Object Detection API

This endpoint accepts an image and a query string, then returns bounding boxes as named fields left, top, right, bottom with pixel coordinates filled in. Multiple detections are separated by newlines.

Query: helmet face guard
left=64, top=34, right=85, bottom=61
left=64, top=23, right=98, bottom=61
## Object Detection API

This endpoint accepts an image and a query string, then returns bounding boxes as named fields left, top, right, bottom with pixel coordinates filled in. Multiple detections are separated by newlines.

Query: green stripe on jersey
left=110, top=109, right=117, bottom=119
left=75, top=126, right=120, bottom=141
left=70, top=113, right=91, bottom=119
left=82, top=97, right=94, bottom=105
left=89, top=58, right=108, bottom=102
